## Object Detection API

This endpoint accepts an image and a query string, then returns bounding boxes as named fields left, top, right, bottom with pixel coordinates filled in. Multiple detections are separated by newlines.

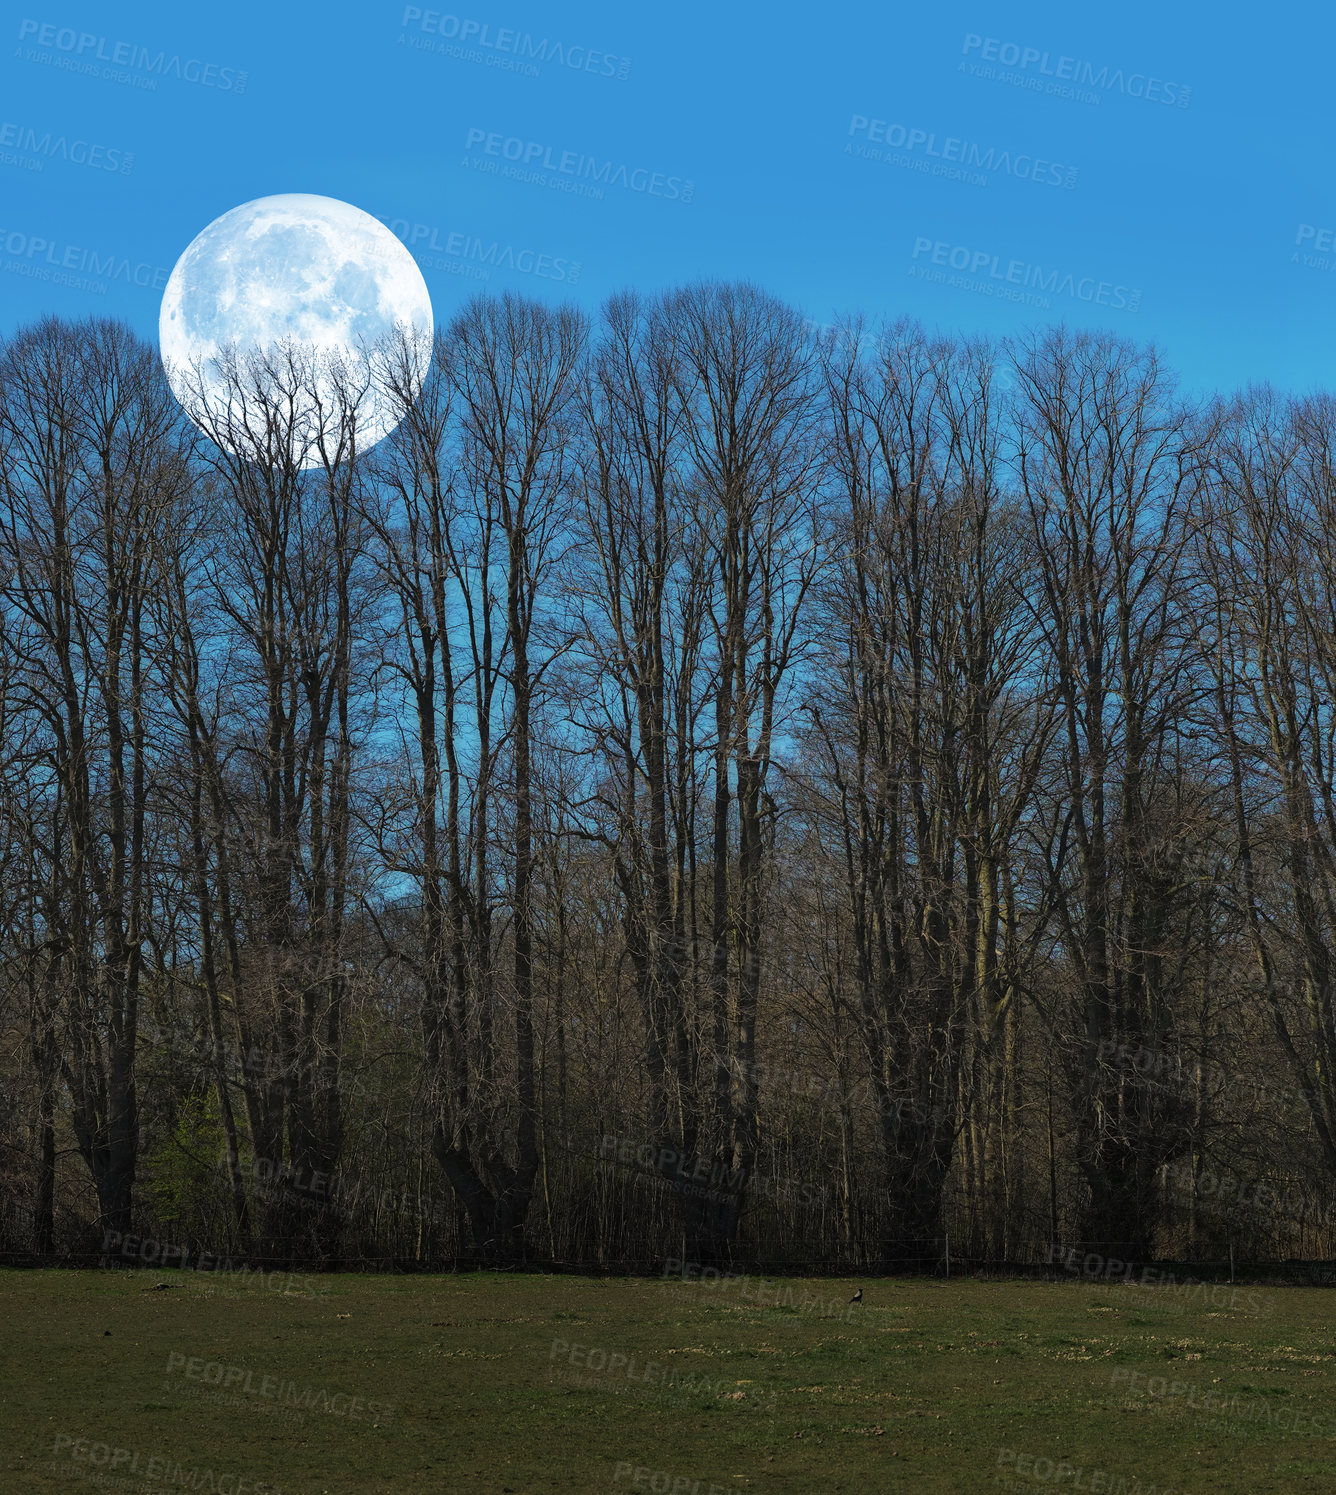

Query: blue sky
left=0, top=0, right=1329, bottom=400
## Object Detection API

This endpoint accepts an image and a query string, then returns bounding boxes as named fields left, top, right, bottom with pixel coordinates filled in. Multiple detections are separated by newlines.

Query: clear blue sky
left=0, top=0, right=1329, bottom=400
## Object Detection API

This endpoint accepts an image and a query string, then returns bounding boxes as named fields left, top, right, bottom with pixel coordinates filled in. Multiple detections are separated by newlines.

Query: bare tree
left=168, top=337, right=377, bottom=1255
left=809, top=322, right=1052, bottom=1266
left=1202, top=389, right=1336, bottom=1191
left=368, top=298, right=585, bottom=1260
left=1011, top=327, right=1215, bottom=1259
left=571, top=290, right=713, bottom=1256
left=657, top=282, right=822, bottom=1263
left=6, top=303, right=1336, bottom=1273
left=0, top=317, right=179, bottom=1239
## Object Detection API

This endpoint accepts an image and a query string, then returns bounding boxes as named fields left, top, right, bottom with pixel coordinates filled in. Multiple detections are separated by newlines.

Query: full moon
left=159, top=193, right=433, bottom=466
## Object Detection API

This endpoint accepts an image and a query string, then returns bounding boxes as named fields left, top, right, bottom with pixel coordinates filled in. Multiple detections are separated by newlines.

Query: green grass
left=4, top=1267, right=1336, bottom=1492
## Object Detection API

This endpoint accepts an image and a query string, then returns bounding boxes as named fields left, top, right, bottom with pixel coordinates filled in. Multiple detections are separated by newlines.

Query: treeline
left=1, top=288, right=1334, bottom=1273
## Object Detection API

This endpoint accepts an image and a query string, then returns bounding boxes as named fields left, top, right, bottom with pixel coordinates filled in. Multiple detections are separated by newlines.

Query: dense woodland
left=3, top=286, right=1336, bottom=1273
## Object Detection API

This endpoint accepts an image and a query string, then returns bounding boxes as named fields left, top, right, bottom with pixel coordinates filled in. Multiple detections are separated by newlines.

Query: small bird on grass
left=849, top=1287, right=863, bottom=1305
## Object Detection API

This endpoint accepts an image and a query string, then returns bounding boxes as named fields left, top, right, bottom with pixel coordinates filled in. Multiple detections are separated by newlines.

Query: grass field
left=3, top=1266, right=1336, bottom=1493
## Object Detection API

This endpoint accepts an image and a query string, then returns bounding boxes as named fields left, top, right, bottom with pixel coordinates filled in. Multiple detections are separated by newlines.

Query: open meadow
left=3, top=1268, right=1336, bottom=1493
